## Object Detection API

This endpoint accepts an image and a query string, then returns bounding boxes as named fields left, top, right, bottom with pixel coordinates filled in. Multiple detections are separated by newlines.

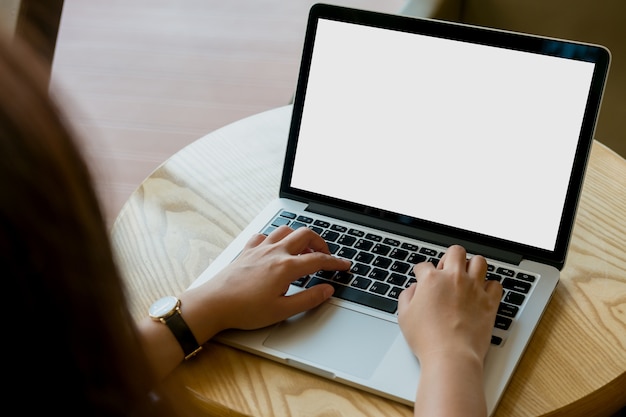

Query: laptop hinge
left=306, top=203, right=524, bottom=266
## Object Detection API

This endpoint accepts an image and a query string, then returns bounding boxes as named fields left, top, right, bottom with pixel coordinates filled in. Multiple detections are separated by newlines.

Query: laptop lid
left=280, top=3, right=610, bottom=270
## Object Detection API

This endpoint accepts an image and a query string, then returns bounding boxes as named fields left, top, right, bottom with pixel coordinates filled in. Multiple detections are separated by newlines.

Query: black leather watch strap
left=163, top=310, right=202, bottom=360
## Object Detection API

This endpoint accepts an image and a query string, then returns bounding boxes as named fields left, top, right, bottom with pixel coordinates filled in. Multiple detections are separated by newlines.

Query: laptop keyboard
left=263, top=210, right=538, bottom=346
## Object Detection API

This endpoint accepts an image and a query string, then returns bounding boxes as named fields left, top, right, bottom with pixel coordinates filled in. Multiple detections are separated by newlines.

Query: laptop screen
left=283, top=6, right=609, bottom=266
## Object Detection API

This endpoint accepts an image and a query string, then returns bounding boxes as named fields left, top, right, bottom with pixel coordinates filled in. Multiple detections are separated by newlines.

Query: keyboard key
left=291, top=276, right=310, bottom=287
left=491, top=335, right=503, bottom=346
left=370, top=282, right=391, bottom=295
left=401, top=242, right=419, bottom=251
left=373, top=256, right=392, bottom=269
left=420, top=247, right=438, bottom=257
left=505, top=291, right=526, bottom=305
left=498, top=302, right=519, bottom=318
left=351, top=276, right=372, bottom=290
left=390, top=261, right=411, bottom=274
left=297, top=215, right=313, bottom=223
left=316, top=270, right=336, bottom=279
left=387, top=273, right=407, bottom=286
left=516, top=272, right=536, bottom=282
left=407, top=253, right=427, bottom=264
left=502, top=278, right=532, bottom=294
left=291, top=221, right=307, bottom=229
left=355, top=251, right=374, bottom=263
left=365, top=233, right=382, bottom=242
left=271, top=217, right=291, bottom=227
left=331, top=224, right=347, bottom=233
left=314, top=219, right=330, bottom=228
left=348, top=228, right=365, bottom=237
left=494, top=315, right=512, bottom=330
left=350, top=263, right=371, bottom=276
left=486, top=272, right=502, bottom=281
left=321, top=230, right=340, bottom=242
left=280, top=211, right=296, bottom=219
left=389, top=248, right=409, bottom=260
left=337, top=247, right=357, bottom=259
left=372, top=243, right=391, bottom=255
left=326, top=242, right=340, bottom=254
left=306, top=277, right=398, bottom=313
left=388, top=286, right=404, bottom=299
left=383, top=237, right=400, bottom=246
left=369, top=268, right=389, bottom=281
left=337, top=234, right=357, bottom=246
left=497, top=267, right=515, bottom=277
left=354, top=239, right=373, bottom=251
left=310, top=226, right=323, bottom=234
left=333, top=271, right=353, bottom=285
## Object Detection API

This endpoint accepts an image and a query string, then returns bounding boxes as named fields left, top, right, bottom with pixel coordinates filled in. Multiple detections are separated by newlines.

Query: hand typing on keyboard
left=185, top=225, right=350, bottom=335
left=397, top=245, right=502, bottom=417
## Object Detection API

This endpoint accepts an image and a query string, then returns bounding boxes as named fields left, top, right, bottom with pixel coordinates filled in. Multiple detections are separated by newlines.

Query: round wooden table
left=111, top=105, right=626, bottom=417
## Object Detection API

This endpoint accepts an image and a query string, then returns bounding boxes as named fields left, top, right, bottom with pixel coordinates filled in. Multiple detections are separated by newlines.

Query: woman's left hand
left=181, top=225, right=350, bottom=343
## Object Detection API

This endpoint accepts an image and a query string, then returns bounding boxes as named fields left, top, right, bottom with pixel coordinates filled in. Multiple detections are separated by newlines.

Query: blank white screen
left=290, top=19, right=595, bottom=251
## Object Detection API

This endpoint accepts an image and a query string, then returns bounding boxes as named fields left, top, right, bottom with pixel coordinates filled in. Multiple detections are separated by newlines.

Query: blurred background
left=49, top=0, right=404, bottom=226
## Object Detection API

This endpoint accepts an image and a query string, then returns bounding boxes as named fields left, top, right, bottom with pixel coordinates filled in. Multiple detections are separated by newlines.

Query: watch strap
left=163, top=309, right=202, bottom=360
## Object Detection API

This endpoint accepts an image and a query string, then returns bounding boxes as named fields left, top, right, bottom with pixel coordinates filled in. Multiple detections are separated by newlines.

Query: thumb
left=281, top=283, right=334, bottom=317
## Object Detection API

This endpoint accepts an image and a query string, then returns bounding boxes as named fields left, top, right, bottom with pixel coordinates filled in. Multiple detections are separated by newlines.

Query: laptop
left=190, top=3, right=610, bottom=414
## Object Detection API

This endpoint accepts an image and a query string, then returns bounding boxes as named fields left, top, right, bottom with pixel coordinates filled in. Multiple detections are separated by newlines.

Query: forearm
left=414, top=352, right=488, bottom=417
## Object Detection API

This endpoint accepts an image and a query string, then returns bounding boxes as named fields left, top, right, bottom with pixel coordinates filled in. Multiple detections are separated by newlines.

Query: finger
left=279, top=283, right=335, bottom=318
left=484, top=279, right=504, bottom=305
left=398, top=282, right=416, bottom=308
left=438, top=245, right=467, bottom=271
left=287, top=251, right=351, bottom=279
left=467, top=254, right=488, bottom=280
left=243, top=233, right=266, bottom=250
left=263, top=225, right=295, bottom=243
left=412, top=260, right=436, bottom=280
left=282, top=226, right=332, bottom=255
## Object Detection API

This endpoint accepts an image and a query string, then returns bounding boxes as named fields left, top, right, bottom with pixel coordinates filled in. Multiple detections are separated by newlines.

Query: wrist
left=178, top=289, right=229, bottom=345
left=414, top=348, right=488, bottom=417
left=149, top=296, right=203, bottom=360
left=418, top=346, right=485, bottom=371
left=139, top=291, right=225, bottom=380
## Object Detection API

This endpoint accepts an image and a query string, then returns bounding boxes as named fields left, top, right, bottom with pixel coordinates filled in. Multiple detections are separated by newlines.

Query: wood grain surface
left=111, top=106, right=626, bottom=417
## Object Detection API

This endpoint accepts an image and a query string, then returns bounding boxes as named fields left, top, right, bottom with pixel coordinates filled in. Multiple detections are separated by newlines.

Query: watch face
left=149, top=296, right=179, bottom=318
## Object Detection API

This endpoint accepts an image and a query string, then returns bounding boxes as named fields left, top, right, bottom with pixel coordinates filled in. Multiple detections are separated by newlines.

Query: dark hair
left=0, top=35, right=198, bottom=416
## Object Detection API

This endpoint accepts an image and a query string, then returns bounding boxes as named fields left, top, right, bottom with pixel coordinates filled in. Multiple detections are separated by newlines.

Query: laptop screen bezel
left=279, top=4, right=610, bottom=269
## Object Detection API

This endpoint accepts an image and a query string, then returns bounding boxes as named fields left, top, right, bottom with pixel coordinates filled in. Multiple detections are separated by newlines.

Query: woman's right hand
left=397, top=245, right=502, bottom=417
left=398, top=244, right=502, bottom=362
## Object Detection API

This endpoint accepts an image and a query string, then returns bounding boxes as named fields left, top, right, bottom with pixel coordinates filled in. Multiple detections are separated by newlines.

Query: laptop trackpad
left=263, top=303, right=399, bottom=379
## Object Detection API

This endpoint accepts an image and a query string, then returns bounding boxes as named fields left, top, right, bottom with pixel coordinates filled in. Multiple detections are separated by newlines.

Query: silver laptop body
left=190, top=4, right=610, bottom=415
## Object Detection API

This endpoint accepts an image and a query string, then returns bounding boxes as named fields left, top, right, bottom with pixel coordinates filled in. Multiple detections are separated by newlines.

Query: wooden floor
left=51, top=0, right=404, bottom=226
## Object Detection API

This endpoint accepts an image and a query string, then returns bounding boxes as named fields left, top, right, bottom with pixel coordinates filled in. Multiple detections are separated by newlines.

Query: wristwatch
left=149, top=296, right=202, bottom=360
